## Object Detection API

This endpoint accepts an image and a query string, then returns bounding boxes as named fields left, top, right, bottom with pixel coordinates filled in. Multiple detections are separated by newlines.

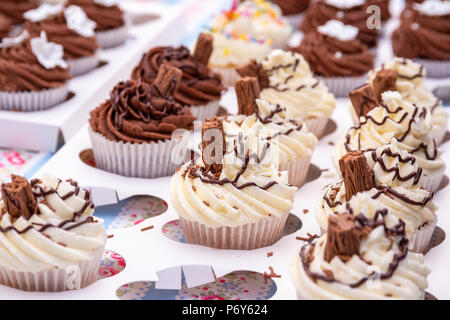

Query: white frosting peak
left=317, top=20, right=359, bottom=41
left=24, top=3, right=63, bottom=22
left=31, top=31, right=67, bottom=70
left=414, top=0, right=450, bottom=16
left=64, top=5, right=97, bottom=37
left=0, top=30, right=29, bottom=48
left=325, top=0, right=365, bottom=10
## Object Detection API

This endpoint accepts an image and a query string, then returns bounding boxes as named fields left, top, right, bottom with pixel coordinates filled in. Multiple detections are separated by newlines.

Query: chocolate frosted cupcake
left=392, top=0, right=450, bottom=78
left=0, top=174, right=106, bottom=292
left=299, top=0, right=381, bottom=48
left=367, top=58, right=448, bottom=144
left=170, top=117, right=296, bottom=250
left=0, top=0, right=38, bottom=25
left=0, top=30, right=72, bottom=111
left=290, top=213, right=430, bottom=299
left=271, top=0, right=310, bottom=26
left=89, top=65, right=196, bottom=178
left=67, top=0, right=128, bottom=48
left=237, top=49, right=336, bottom=137
left=24, top=4, right=99, bottom=76
left=317, top=150, right=438, bottom=253
left=292, top=19, right=374, bottom=96
left=131, top=33, right=225, bottom=121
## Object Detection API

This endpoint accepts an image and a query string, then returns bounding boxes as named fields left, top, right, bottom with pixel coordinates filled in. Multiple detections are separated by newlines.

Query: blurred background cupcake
left=271, top=0, right=310, bottom=27
left=24, top=3, right=99, bottom=76
left=0, top=30, right=72, bottom=111
left=237, top=49, right=336, bottom=137
left=206, top=0, right=291, bottom=86
left=66, top=0, right=128, bottom=48
left=392, top=0, right=450, bottom=78
left=292, top=19, right=374, bottom=97
left=131, top=33, right=225, bottom=121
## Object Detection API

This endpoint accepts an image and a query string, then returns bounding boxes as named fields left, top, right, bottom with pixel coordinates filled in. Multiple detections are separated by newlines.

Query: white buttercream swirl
left=223, top=99, right=318, bottom=164
left=290, top=223, right=430, bottom=300
left=336, top=91, right=442, bottom=174
left=260, top=49, right=336, bottom=120
left=315, top=181, right=437, bottom=238
left=368, top=58, right=448, bottom=144
left=170, top=156, right=296, bottom=228
left=0, top=175, right=106, bottom=273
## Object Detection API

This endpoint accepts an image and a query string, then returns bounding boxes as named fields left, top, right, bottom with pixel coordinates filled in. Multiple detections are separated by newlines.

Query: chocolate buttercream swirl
left=299, top=0, right=379, bottom=47
left=25, top=12, right=98, bottom=59
left=392, top=7, right=450, bottom=60
left=0, top=14, right=11, bottom=39
left=131, top=46, right=225, bottom=106
left=89, top=80, right=196, bottom=143
left=271, top=0, right=310, bottom=15
left=292, top=31, right=374, bottom=77
left=0, top=0, right=38, bottom=25
left=0, top=39, right=71, bottom=92
left=67, top=0, right=125, bottom=31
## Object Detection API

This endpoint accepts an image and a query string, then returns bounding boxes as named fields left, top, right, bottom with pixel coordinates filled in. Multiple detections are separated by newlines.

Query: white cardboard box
left=0, top=1, right=187, bottom=152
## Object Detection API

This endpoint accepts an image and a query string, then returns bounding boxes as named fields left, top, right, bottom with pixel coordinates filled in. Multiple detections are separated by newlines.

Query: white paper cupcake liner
left=414, top=58, right=450, bottom=78
left=189, top=100, right=220, bottom=121
left=284, top=13, right=304, bottom=29
left=66, top=54, right=100, bottom=76
left=179, top=212, right=289, bottom=250
left=408, top=220, right=437, bottom=254
left=210, top=66, right=240, bottom=87
left=96, top=24, right=129, bottom=49
left=0, top=85, right=69, bottom=112
left=88, top=127, right=184, bottom=178
left=0, top=247, right=103, bottom=292
left=318, top=74, right=368, bottom=97
left=279, top=156, right=312, bottom=187
left=303, top=117, right=329, bottom=138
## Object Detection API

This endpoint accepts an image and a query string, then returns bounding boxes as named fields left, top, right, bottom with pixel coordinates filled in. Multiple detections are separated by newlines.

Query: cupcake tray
left=0, top=89, right=446, bottom=299
left=0, top=1, right=187, bottom=153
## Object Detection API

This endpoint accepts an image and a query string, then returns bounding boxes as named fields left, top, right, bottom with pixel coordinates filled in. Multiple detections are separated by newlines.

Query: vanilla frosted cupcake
left=224, top=95, right=318, bottom=187
left=317, top=151, right=437, bottom=253
left=237, top=49, right=336, bottom=137
left=170, top=117, right=296, bottom=250
left=0, top=175, right=106, bottom=292
left=207, top=0, right=291, bottom=86
left=336, top=91, right=445, bottom=185
left=291, top=213, right=430, bottom=299
left=367, top=58, right=448, bottom=145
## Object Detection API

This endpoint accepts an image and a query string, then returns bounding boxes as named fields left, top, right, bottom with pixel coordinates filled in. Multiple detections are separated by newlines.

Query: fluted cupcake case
left=188, top=100, right=220, bottom=121
left=179, top=212, right=289, bottom=250
left=304, top=117, right=329, bottom=138
left=95, top=15, right=130, bottom=49
left=318, top=74, right=368, bottom=98
left=279, top=156, right=312, bottom=187
left=88, top=127, right=182, bottom=179
left=0, top=246, right=104, bottom=292
left=414, top=59, right=450, bottom=79
left=211, top=66, right=240, bottom=88
left=0, top=85, right=69, bottom=112
left=66, top=54, right=100, bottom=76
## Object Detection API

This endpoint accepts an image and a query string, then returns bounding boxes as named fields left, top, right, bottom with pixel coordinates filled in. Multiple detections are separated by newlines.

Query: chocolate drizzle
left=300, top=210, right=409, bottom=288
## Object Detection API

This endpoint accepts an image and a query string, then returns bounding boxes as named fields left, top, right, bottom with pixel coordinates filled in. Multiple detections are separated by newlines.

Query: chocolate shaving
left=236, top=60, right=269, bottom=89
left=202, top=117, right=226, bottom=178
left=153, top=64, right=182, bottom=96
left=339, top=151, right=375, bottom=201
left=348, top=83, right=379, bottom=118
left=193, top=33, right=214, bottom=65
left=1, top=175, right=39, bottom=220
left=235, top=77, right=260, bottom=115
left=324, top=214, right=368, bottom=263
left=372, top=69, right=398, bottom=102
